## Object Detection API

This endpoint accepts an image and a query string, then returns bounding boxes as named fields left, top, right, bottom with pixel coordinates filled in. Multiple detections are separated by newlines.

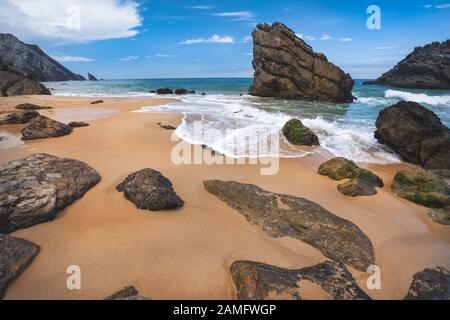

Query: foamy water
left=45, top=79, right=450, bottom=164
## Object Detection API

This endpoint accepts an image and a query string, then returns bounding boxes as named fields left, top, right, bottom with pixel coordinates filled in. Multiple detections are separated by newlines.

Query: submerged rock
left=105, top=286, right=150, bottom=300
left=0, top=153, right=101, bottom=233
left=175, top=88, right=195, bottom=95
left=365, top=40, right=450, bottom=90
left=392, top=168, right=449, bottom=210
left=0, top=234, right=40, bottom=298
left=282, top=119, right=319, bottom=146
left=116, top=168, right=184, bottom=211
left=21, top=116, right=73, bottom=140
left=318, top=158, right=384, bottom=196
left=249, top=22, right=354, bottom=103
left=404, top=267, right=450, bottom=300
left=204, top=180, right=374, bottom=271
left=68, top=121, right=89, bottom=128
left=374, top=101, right=450, bottom=169
left=156, top=88, right=174, bottom=95
left=15, top=103, right=52, bottom=110
left=0, top=110, right=39, bottom=125
left=230, top=260, right=371, bottom=300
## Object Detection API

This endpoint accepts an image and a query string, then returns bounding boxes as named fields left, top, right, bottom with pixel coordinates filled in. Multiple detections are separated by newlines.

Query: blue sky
left=1, top=0, right=449, bottom=79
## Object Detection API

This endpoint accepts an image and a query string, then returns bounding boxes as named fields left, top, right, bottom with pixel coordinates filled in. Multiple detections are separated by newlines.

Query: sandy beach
left=0, top=95, right=449, bottom=300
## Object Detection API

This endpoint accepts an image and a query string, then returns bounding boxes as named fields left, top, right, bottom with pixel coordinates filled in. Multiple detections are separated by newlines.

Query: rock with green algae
left=392, top=168, right=449, bottom=210
left=318, top=158, right=384, bottom=196
left=428, top=209, right=450, bottom=225
left=282, top=119, right=319, bottom=146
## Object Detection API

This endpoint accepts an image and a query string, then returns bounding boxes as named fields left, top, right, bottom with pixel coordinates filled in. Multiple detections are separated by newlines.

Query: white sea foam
left=138, top=94, right=401, bottom=164
left=385, top=89, right=450, bottom=106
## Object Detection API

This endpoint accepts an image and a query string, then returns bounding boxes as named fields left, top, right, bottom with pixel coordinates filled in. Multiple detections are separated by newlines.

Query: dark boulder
left=392, top=168, right=449, bottom=210
left=156, top=88, right=174, bottom=95
left=0, top=153, right=101, bottom=233
left=365, top=40, right=450, bottom=89
left=249, top=22, right=354, bottom=103
left=0, top=71, right=51, bottom=97
left=203, top=180, right=374, bottom=271
left=105, top=286, right=150, bottom=300
left=157, top=122, right=176, bottom=130
left=318, top=158, right=384, bottom=196
left=90, top=100, right=103, bottom=105
left=282, top=119, right=319, bottom=146
left=231, top=260, right=371, bottom=300
left=428, top=209, right=450, bottom=225
left=175, top=88, right=195, bottom=95
left=68, top=121, right=89, bottom=128
left=374, top=101, right=450, bottom=169
left=404, top=267, right=450, bottom=300
left=116, top=168, right=184, bottom=211
left=15, top=103, right=52, bottom=110
left=0, top=110, right=39, bottom=125
left=21, top=116, right=73, bottom=140
left=0, top=234, right=40, bottom=298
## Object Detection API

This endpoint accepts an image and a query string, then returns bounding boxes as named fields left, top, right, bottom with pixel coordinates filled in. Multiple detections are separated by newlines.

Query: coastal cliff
left=0, top=33, right=85, bottom=82
left=249, top=22, right=354, bottom=103
left=365, top=39, right=450, bottom=89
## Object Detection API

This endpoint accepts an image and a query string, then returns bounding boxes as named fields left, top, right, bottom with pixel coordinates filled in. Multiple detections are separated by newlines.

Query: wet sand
left=0, top=95, right=449, bottom=300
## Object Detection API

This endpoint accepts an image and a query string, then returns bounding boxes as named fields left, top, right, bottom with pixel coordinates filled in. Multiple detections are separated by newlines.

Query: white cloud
left=150, top=54, right=178, bottom=58
left=376, top=46, right=395, bottom=50
left=320, top=34, right=333, bottom=40
left=302, top=34, right=352, bottom=42
left=188, top=5, right=214, bottom=10
left=244, top=53, right=253, bottom=56
left=241, top=36, right=252, bottom=43
left=51, top=55, right=95, bottom=62
left=179, top=34, right=234, bottom=45
left=118, top=55, right=138, bottom=61
left=423, top=3, right=450, bottom=8
left=339, top=37, right=352, bottom=42
left=212, top=11, right=255, bottom=20
left=0, top=0, right=142, bottom=43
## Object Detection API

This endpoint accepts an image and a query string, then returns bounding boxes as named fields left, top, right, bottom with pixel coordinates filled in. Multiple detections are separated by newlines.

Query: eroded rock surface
left=21, top=116, right=73, bottom=140
left=282, top=119, right=319, bottom=146
left=375, top=101, right=450, bottom=169
left=318, top=158, right=384, bottom=196
left=15, top=103, right=52, bottom=110
left=0, top=153, right=101, bottom=233
left=0, top=71, right=51, bottom=97
left=230, top=260, right=371, bottom=300
left=0, top=234, right=40, bottom=298
left=0, top=110, right=39, bottom=125
left=204, top=180, right=374, bottom=271
left=404, top=267, right=450, bottom=300
left=68, top=121, right=89, bottom=128
left=249, top=22, right=354, bottom=103
left=156, top=88, right=173, bottom=95
left=117, top=168, right=184, bottom=211
left=392, top=168, right=449, bottom=210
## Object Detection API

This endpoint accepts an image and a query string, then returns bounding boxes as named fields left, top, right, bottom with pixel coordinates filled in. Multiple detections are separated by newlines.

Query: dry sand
left=0, top=95, right=449, bottom=300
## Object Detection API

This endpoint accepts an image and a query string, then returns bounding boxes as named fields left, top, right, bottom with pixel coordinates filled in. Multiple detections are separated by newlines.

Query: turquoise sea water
left=44, top=78, right=450, bottom=163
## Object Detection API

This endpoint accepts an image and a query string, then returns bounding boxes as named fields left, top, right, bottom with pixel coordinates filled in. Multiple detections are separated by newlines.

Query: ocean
left=43, top=78, right=450, bottom=164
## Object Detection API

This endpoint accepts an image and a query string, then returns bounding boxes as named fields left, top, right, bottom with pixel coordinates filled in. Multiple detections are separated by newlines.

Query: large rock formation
left=0, top=234, right=40, bottom=298
left=365, top=40, right=450, bottom=89
left=116, top=168, right=184, bottom=211
left=21, top=116, right=73, bottom=140
left=0, top=33, right=85, bottom=81
left=404, top=267, right=450, bottom=300
left=374, top=101, right=450, bottom=169
left=204, top=180, right=374, bottom=271
left=249, top=23, right=354, bottom=103
left=231, top=260, right=371, bottom=300
left=0, top=153, right=101, bottom=233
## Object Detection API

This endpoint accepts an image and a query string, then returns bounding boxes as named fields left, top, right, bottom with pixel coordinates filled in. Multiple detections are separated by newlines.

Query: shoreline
left=0, top=95, right=449, bottom=300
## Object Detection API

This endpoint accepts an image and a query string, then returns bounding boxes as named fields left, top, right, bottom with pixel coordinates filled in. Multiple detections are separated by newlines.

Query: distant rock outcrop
left=204, top=180, right=374, bottom=271
left=364, top=40, right=450, bottom=89
left=249, top=22, right=354, bottom=103
left=0, top=153, right=101, bottom=233
left=88, top=73, right=98, bottom=81
left=375, top=101, right=450, bottom=169
left=0, top=33, right=85, bottom=81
